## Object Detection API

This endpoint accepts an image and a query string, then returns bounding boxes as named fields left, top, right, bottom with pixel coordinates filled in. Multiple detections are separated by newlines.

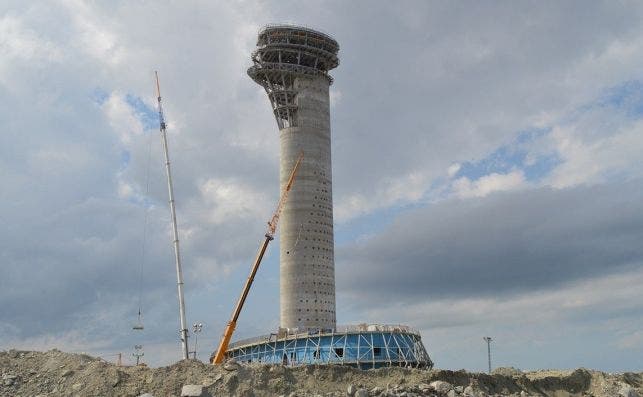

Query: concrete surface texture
left=248, top=25, right=340, bottom=331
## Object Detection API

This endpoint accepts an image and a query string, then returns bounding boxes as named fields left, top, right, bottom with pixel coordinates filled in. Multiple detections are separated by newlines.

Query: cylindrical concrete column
left=279, top=75, right=335, bottom=331
left=248, top=25, right=339, bottom=331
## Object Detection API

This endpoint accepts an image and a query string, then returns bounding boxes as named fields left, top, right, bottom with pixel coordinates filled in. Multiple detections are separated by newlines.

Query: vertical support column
left=279, top=75, right=335, bottom=331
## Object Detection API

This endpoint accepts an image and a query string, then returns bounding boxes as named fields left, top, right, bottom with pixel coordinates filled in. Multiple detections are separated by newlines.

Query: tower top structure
left=248, top=24, right=340, bottom=129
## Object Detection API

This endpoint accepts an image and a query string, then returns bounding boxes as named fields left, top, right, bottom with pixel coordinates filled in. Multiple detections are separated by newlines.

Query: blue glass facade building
left=222, top=325, right=433, bottom=369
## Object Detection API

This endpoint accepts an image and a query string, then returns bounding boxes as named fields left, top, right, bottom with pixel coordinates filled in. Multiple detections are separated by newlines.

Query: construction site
left=4, top=0, right=643, bottom=393
left=206, top=24, right=433, bottom=369
left=123, top=23, right=433, bottom=371
left=2, top=20, right=643, bottom=397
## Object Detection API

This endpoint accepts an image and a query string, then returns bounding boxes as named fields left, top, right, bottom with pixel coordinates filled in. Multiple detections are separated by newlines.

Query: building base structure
left=217, top=324, right=433, bottom=370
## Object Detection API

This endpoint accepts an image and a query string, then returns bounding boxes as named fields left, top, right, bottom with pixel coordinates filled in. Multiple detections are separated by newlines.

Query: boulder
left=463, top=385, right=488, bottom=397
left=223, top=359, right=241, bottom=371
left=355, top=388, right=368, bottom=397
left=418, top=383, right=431, bottom=392
left=181, top=384, right=211, bottom=397
left=620, top=384, right=641, bottom=397
left=430, top=380, right=453, bottom=394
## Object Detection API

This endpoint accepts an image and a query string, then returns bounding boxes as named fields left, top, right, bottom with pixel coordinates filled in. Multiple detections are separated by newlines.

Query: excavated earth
left=0, top=349, right=641, bottom=397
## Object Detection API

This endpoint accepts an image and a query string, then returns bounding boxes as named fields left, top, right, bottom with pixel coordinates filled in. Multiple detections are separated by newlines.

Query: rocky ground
left=0, top=349, right=641, bottom=397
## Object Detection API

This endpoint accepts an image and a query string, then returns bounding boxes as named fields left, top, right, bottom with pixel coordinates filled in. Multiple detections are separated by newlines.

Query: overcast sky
left=1, top=1, right=642, bottom=372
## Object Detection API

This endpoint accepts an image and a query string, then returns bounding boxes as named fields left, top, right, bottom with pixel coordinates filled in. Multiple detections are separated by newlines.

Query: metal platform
left=216, top=324, right=433, bottom=370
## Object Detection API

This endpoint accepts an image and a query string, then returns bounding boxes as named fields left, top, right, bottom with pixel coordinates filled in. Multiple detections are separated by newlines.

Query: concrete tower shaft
left=248, top=25, right=339, bottom=332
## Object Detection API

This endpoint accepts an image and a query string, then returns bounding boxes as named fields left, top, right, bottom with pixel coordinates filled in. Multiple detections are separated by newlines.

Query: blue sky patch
left=120, top=150, right=131, bottom=169
left=599, top=80, right=643, bottom=118
left=454, top=127, right=557, bottom=183
left=523, top=153, right=561, bottom=181
left=90, top=87, right=109, bottom=105
left=125, top=94, right=158, bottom=130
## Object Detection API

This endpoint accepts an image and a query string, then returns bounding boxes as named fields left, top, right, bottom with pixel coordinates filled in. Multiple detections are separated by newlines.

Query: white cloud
left=61, top=0, right=125, bottom=65
left=117, top=179, right=134, bottom=199
left=346, top=266, right=643, bottom=370
left=547, top=118, right=643, bottom=188
left=447, top=163, right=461, bottom=177
left=0, top=14, right=63, bottom=89
left=452, top=170, right=526, bottom=198
left=616, top=330, right=643, bottom=350
left=102, top=92, right=145, bottom=144
left=199, top=178, right=270, bottom=225
left=335, top=169, right=432, bottom=222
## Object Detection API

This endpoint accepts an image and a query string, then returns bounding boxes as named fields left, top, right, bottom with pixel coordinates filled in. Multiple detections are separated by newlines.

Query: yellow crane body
left=211, top=151, right=304, bottom=364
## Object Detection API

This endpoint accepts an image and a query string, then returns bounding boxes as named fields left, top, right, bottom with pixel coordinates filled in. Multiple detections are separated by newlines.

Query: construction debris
left=1, top=349, right=641, bottom=397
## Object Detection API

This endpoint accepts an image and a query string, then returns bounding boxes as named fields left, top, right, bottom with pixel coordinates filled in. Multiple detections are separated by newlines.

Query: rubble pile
left=1, top=349, right=641, bottom=397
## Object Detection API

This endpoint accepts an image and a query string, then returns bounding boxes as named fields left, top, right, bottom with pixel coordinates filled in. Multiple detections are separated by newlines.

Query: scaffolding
left=247, top=24, right=340, bottom=129
left=218, top=324, right=433, bottom=370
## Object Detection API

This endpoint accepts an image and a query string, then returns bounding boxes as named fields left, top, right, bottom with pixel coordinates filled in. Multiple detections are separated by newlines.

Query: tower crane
left=211, top=151, right=304, bottom=364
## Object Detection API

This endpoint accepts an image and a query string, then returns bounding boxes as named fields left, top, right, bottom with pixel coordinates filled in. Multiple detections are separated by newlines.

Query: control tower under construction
left=215, top=24, right=432, bottom=369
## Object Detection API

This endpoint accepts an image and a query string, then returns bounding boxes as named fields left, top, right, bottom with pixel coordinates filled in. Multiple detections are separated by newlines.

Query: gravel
left=0, top=349, right=641, bottom=397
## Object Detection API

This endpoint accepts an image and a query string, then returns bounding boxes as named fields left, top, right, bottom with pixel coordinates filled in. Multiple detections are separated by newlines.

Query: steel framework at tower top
left=248, top=24, right=340, bottom=129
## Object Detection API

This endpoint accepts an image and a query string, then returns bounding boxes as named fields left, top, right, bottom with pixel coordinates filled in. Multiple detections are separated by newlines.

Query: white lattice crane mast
left=211, top=151, right=304, bottom=364
left=155, top=71, right=190, bottom=360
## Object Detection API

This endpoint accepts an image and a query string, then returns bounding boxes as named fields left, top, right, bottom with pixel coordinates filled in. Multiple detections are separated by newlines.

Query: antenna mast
left=155, top=71, right=189, bottom=360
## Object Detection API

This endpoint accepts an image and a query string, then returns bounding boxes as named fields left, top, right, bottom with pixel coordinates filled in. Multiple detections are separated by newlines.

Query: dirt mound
left=1, top=349, right=641, bottom=397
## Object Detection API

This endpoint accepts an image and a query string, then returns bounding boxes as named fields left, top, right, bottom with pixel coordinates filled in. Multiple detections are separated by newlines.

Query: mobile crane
left=211, top=151, right=304, bottom=364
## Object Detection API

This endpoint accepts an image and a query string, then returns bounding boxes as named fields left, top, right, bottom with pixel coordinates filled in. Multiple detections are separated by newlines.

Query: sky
left=1, top=0, right=642, bottom=372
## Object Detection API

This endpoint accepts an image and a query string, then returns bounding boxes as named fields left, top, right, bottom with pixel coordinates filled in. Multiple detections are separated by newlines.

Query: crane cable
left=287, top=223, right=304, bottom=255
left=135, top=120, right=154, bottom=330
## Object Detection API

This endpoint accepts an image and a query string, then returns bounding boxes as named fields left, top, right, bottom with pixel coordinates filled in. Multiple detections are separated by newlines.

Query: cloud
left=337, top=180, right=643, bottom=304
left=349, top=266, right=643, bottom=371
left=356, top=266, right=643, bottom=331
left=452, top=170, right=526, bottom=198
left=447, top=163, right=461, bottom=177
left=103, top=92, right=146, bottom=144
left=616, top=331, right=643, bottom=350
left=199, top=177, right=271, bottom=224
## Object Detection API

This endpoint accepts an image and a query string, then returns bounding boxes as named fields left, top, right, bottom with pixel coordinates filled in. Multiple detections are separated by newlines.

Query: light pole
left=191, top=323, right=203, bottom=359
left=133, top=345, right=144, bottom=366
left=483, top=337, right=492, bottom=374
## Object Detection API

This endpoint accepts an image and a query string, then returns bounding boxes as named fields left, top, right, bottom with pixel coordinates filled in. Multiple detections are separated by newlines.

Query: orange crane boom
left=211, top=151, right=304, bottom=364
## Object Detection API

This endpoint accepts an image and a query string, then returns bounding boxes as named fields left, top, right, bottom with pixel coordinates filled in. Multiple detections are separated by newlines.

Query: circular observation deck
left=248, top=24, right=339, bottom=84
left=248, top=25, right=340, bottom=128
